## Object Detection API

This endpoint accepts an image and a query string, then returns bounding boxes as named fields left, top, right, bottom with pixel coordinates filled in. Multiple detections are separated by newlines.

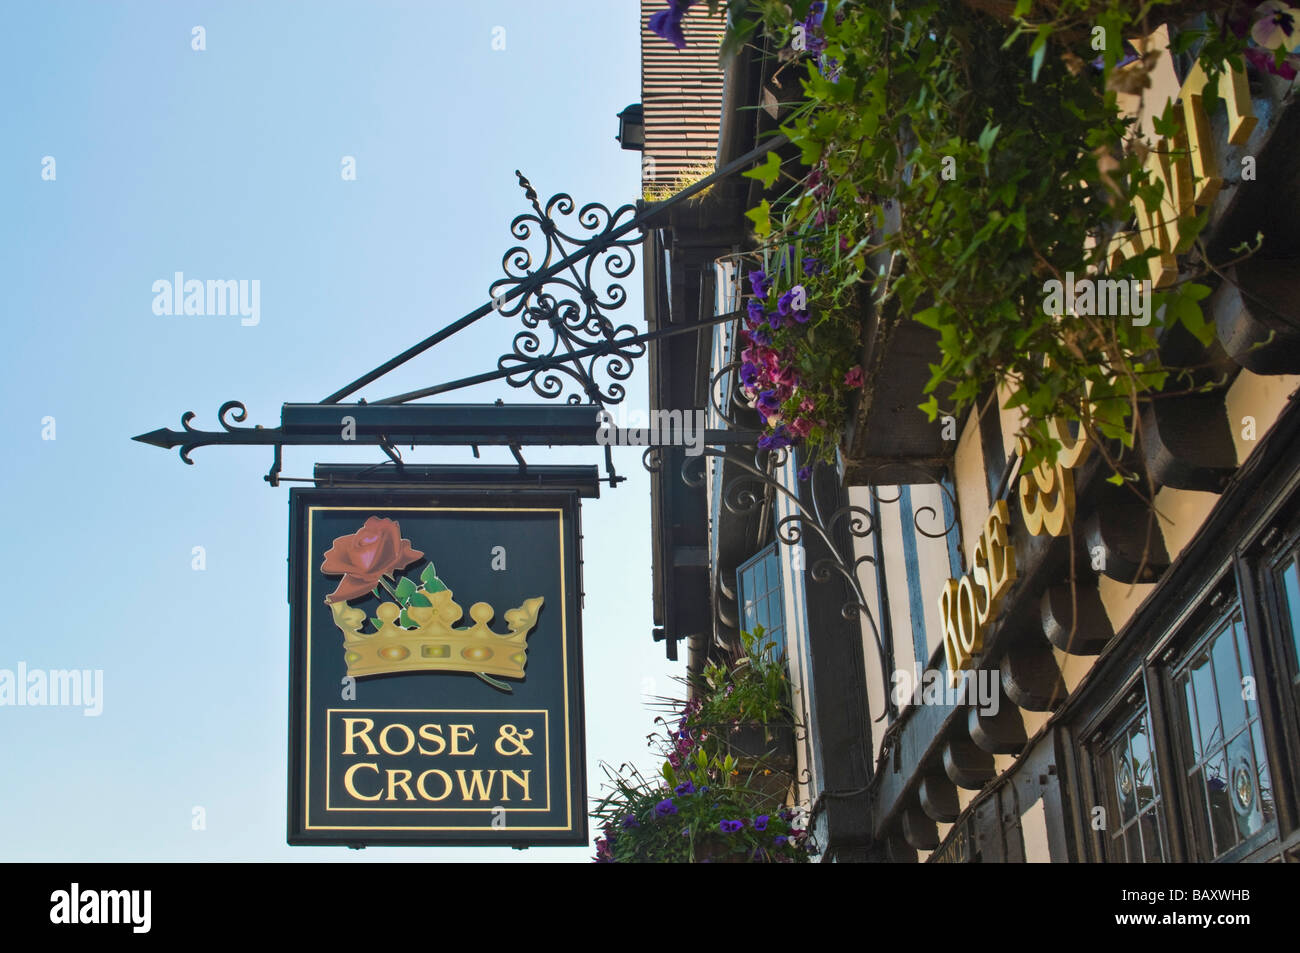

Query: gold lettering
left=1178, top=60, right=1255, bottom=207
left=956, top=575, right=980, bottom=656
left=416, top=768, right=453, bottom=801
left=985, top=500, right=1016, bottom=600
left=972, top=558, right=994, bottom=626
left=1048, top=417, right=1091, bottom=470
left=1103, top=56, right=1253, bottom=285
left=940, top=580, right=962, bottom=680
left=455, top=769, right=496, bottom=801
left=450, top=725, right=478, bottom=756
left=386, top=768, right=416, bottom=801
left=500, top=769, right=532, bottom=802
left=342, top=717, right=377, bottom=756
left=379, top=722, right=415, bottom=756
left=1019, top=452, right=1075, bottom=537
left=343, top=762, right=382, bottom=801
left=1132, top=141, right=1182, bottom=286
left=417, top=723, right=446, bottom=756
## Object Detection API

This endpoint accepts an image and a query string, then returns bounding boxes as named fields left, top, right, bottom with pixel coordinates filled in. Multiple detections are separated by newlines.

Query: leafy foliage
left=704, top=0, right=1262, bottom=470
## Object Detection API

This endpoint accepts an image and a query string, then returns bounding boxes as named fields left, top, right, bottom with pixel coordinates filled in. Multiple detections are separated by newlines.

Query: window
left=1097, top=705, right=1166, bottom=862
left=1274, top=549, right=1300, bottom=680
left=736, top=544, right=786, bottom=662
left=1085, top=592, right=1281, bottom=863
left=1171, top=610, right=1275, bottom=860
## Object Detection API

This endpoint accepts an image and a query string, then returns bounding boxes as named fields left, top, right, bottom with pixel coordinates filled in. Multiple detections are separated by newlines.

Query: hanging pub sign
left=287, top=488, right=587, bottom=846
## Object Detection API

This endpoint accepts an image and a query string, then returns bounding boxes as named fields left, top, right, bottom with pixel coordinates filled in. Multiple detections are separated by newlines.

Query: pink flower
left=799, top=396, right=815, bottom=413
left=844, top=366, right=865, bottom=388
left=789, top=417, right=813, bottom=438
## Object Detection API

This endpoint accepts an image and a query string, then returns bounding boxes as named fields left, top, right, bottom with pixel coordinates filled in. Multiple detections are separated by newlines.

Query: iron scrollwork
left=489, top=172, right=644, bottom=405
left=662, top=351, right=962, bottom=723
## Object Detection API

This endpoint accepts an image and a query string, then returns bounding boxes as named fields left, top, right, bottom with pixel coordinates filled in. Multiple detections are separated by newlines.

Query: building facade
left=640, top=7, right=1300, bottom=861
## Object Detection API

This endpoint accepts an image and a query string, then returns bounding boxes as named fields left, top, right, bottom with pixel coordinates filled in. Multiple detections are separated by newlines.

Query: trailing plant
left=591, top=628, right=811, bottom=862
left=690, top=627, right=795, bottom=730
left=650, top=0, right=1286, bottom=478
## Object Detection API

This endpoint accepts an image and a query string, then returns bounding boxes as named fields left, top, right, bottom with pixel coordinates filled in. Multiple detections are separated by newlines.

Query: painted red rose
left=321, top=517, right=423, bottom=604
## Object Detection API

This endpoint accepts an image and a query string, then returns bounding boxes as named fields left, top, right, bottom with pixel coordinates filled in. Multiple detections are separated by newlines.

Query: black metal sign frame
left=287, top=487, right=587, bottom=847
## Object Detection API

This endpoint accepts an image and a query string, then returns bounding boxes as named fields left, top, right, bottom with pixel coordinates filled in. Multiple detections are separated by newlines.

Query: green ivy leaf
left=742, top=150, right=783, bottom=189
left=745, top=199, right=772, bottom=238
left=370, top=617, right=383, bottom=630
left=977, top=122, right=1001, bottom=154
left=399, top=608, right=415, bottom=628
left=408, top=592, right=432, bottom=608
left=1030, top=29, right=1048, bottom=82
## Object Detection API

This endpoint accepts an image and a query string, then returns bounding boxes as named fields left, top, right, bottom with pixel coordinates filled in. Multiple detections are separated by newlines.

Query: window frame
left=735, top=542, right=787, bottom=664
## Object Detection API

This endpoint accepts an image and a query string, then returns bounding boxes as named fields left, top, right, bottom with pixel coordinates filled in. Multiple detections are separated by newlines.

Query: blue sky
left=0, top=0, right=679, bottom=861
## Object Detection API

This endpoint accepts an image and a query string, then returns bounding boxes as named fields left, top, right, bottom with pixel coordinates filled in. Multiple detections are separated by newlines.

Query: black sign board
left=287, top=488, right=587, bottom=846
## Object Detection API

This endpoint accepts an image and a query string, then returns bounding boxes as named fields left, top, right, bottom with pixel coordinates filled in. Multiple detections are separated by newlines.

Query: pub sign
left=287, top=488, right=587, bottom=846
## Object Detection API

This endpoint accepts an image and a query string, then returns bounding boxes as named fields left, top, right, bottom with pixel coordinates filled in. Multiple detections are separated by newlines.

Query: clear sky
left=0, top=0, right=679, bottom=862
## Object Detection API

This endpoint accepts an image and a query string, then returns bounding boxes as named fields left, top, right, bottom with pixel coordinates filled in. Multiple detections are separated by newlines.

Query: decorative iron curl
left=484, top=172, right=640, bottom=405
left=859, top=462, right=961, bottom=539
left=175, top=400, right=262, bottom=464
left=641, top=445, right=665, bottom=473
left=708, top=360, right=753, bottom=429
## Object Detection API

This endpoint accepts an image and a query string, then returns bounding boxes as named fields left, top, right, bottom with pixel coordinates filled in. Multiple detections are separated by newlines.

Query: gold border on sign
left=303, top=506, right=575, bottom=833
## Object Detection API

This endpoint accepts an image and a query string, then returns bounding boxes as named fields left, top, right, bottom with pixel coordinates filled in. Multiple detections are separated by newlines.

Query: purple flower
left=647, top=0, right=697, bottom=50
left=776, top=289, right=795, bottom=317
left=758, top=425, right=793, bottom=450
left=746, top=299, right=767, bottom=326
left=674, top=781, right=695, bottom=797
left=655, top=798, right=677, bottom=817
left=622, top=815, right=640, bottom=830
left=769, top=311, right=784, bottom=331
left=748, top=269, right=771, bottom=299
left=773, top=835, right=789, bottom=847
left=754, top=814, right=769, bottom=832
left=756, top=389, right=782, bottom=418
left=748, top=327, right=772, bottom=346
left=720, top=819, right=744, bottom=833
left=798, top=465, right=812, bottom=482
left=802, top=256, right=823, bottom=276
left=1246, top=44, right=1300, bottom=78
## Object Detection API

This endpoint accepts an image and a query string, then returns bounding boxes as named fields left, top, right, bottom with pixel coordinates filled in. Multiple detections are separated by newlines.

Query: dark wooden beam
left=1141, top=393, right=1237, bottom=492
left=918, top=773, right=962, bottom=823
left=1040, top=583, right=1114, bottom=656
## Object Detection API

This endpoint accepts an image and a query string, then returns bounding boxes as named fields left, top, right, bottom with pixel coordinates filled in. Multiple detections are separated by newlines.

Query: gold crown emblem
left=319, top=517, right=544, bottom=684
left=330, top=589, right=544, bottom=680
